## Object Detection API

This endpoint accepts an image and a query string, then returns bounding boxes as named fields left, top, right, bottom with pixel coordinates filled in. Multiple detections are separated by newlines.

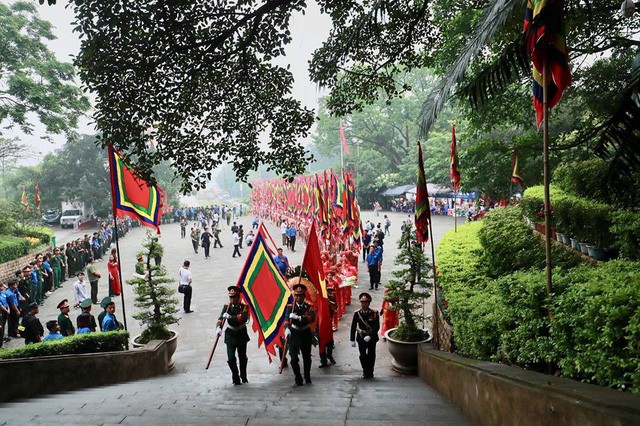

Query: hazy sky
left=13, top=1, right=332, bottom=165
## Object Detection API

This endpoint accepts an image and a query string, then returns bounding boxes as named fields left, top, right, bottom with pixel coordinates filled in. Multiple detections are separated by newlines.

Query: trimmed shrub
left=478, top=206, right=582, bottom=278
left=0, top=236, right=29, bottom=263
left=436, top=221, right=485, bottom=290
left=494, top=270, right=557, bottom=368
left=553, top=159, right=610, bottom=203
left=0, top=331, right=129, bottom=359
left=13, top=226, right=53, bottom=245
left=552, top=261, right=640, bottom=392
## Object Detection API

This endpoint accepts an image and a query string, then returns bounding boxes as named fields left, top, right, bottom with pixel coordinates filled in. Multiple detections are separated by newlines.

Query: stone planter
left=579, top=242, right=590, bottom=255
left=561, top=234, right=572, bottom=245
left=132, top=330, right=178, bottom=370
left=587, top=245, right=608, bottom=261
left=556, top=232, right=565, bottom=242
left=570, top=238, right=581, bottom=251
left=385, top=328, right=431, bottom=375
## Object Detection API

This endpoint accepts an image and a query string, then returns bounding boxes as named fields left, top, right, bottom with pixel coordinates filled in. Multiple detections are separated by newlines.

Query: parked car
left=60, top=209, right=83, bottom=228
left=42, top=209, right=61, bottom=225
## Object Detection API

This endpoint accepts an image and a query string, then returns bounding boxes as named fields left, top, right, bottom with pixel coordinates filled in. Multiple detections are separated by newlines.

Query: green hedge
left=610, top=210, right=640, bottom=261
left=522, top=185, right=614, bottom=248
left=552, top=261, right=640, bottom=392
left=12, top=226, right=53, bottom=245
left=0, top=236, right=29, bottom=263
left=479, top=206, right=582, bottom=278
left=437, top=217, right=640, bottom=392
left=0, top=331, right=129, bottom=359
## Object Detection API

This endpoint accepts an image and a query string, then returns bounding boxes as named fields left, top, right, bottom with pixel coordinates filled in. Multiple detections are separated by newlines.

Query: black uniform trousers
left=182, top=285, right=192, bottom=312
left=357, top=337, right=377, bottom=377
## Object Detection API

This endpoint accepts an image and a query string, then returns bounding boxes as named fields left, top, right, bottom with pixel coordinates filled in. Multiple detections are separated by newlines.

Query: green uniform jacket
left=217, top=303, right=250, bottom=346
left=58, top=312, right=75, bottom=336
left=284, top=302, right=315, bottom=348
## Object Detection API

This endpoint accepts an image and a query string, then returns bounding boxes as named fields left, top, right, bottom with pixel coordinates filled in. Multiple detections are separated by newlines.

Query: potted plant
left=384, top=229, right=432, bottom=374
left=127, top=232, right=180, bottom=369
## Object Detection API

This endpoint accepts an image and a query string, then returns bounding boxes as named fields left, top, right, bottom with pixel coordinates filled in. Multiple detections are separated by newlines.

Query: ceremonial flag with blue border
left=108, top=145, right=163, bottom=233
left=237, top=223, right=292, bottom=361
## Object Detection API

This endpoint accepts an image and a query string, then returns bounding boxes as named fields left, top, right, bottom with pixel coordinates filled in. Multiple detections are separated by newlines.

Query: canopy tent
left=381, top=183, right=477, bottom=199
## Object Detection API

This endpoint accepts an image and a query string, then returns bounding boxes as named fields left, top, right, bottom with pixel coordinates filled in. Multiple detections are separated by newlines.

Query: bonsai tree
left=127, top=232, right=179, bottom=343
left=385, top=228, right=432, bottom=342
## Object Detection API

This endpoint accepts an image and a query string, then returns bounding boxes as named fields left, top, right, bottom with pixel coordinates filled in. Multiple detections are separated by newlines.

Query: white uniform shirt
left=73, top=279, right=88, bottom=304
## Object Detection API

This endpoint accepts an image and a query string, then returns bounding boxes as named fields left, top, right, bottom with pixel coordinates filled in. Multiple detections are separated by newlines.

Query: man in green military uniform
left=216, top=286, right=250, bottom=385
left=284, top=283, right=316, bottom=386
left=350, top=292, right=380, bottom=379
left=50, top=248, right=65, bottom=290
left=57, top=299, right=75, bottom=336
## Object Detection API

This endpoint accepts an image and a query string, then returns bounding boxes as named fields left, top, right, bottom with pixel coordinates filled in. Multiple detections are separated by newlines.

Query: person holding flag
left=215, top=286, right=250, bottom=385
left=283, top=284, right=316, bottom=386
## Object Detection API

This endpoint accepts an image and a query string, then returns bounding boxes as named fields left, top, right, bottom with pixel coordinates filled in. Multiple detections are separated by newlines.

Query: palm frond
left=592, top=63, right=640, bottom=182
left=456, top=35, right=529, bottom=109
left=419, top=0, right=524, bottom=137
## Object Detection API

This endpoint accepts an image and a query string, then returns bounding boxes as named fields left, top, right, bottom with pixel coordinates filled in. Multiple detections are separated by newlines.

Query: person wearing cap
left=50, top=248, right=65, bottom=290
left=76, top=298, right=97, bottom=334
left=350, top=292, right=380, bottom=379
left=21, top=302, right=44, bottom=344
left=284, top=283, right=316, bottom=386
left=57, top=299, right=75, bottom=336
left=73, top=271, right=89, bottom=308
left=101, top=300, right=122, bottom=332
left=97, top=297, right=111, bottom=331
left=216, top=286, right=250, bottom=385
left=43, top=320, right=64, bottom=341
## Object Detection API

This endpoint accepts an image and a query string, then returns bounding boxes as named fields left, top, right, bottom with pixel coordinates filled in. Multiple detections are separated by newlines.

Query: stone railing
left=418, top=346, right=640, bottom=426
left=0, top=340, right=170, bottom=402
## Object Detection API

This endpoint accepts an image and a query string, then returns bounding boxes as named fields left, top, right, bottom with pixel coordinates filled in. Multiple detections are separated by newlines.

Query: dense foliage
left=0, top=1, right=89, bottom=139
left=0, top=331, right=129, bottom=359
left=127, top=233, right=179, bottom=344
left=437, top=214, right=640, bottom=393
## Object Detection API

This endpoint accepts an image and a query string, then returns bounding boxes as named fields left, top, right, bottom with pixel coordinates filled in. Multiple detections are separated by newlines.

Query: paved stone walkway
left=1, top=211, right=475, bottom=425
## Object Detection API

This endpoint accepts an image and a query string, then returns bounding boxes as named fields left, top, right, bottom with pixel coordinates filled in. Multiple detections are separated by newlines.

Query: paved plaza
left=1, top=211, right=474, bottom=425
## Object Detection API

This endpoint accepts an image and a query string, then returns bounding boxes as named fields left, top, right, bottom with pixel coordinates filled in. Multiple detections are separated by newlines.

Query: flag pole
left=454, top=191, right=457, bottom=233
left=112, top=217, right=128, bottom=331
left=542, top=52, right=553, bottom=295
left=427, top=216, right=439, bottom=349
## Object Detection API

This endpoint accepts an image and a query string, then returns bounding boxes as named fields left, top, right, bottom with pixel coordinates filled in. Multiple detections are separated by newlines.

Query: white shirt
left=178, top=267, right=192, bottom=285
left=280, top=222, right=287, bottom=234
left=73, top=279, right=88, bottom=304
left=232, top=232, right=240, bottom=245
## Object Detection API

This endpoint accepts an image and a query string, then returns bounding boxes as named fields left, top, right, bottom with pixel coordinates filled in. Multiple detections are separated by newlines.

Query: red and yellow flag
left=415, top=141, right=431, bottom=243
left=301, top=221, right=332, bottom=354
left=511, top=146, right=524, bottom=186
left=108, top=146, right=163, bottom=233
left=21, top=184, right=29, bottom=212
left=450, top=124, right=461, bottom=191
left=237, top=223, right=291, bottom=362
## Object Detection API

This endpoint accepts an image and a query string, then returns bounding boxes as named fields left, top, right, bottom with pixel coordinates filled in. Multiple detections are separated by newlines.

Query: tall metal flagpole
left=542, top=52, right=553, bottom=295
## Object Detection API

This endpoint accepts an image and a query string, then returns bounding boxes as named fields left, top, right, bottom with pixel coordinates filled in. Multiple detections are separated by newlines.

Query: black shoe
left=328, top=356, right=336, bottom=365
left=318, top=363, right=328, bottom=369
left=184, top=310, right=193, bottom=313
left=294, top=379, right=304, bottom=387
left=305, top=378, right=312, bottom=384
left=233, top=381, right=242, bottom=385
left=242, top=378, right=248, bottom=383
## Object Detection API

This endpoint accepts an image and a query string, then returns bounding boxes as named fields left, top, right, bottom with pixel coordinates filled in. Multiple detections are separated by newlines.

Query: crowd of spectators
left=0, top=219, right=132, bottom=348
